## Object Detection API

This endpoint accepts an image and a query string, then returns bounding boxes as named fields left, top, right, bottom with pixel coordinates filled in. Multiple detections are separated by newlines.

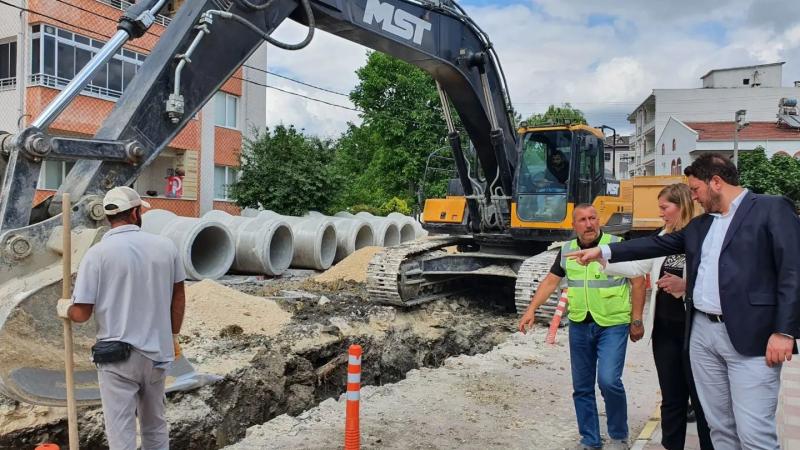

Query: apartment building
left=0, top=0, right=267, bottom=217
left=627, top=62, right=800, bottom=175
left=603, top=134, right=633, bottom=179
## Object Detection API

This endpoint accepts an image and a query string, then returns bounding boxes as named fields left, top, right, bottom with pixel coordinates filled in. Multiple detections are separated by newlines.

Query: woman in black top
left=604, top=184, right=713, bottom=450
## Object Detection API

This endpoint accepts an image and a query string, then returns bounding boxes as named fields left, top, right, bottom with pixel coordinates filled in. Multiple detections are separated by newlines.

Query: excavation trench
left=0, top=278, right=515, bottom=450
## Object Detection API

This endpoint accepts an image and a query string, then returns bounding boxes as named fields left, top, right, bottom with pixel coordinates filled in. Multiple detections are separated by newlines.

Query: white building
left=628, top=62, right=800, bottom=175
left=657, top=118, right=800, bottom=174
left=603, top=135, right=634, bottom=179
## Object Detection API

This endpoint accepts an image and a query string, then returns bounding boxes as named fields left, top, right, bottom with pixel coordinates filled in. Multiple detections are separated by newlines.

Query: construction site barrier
left=256, top=211, right=337, bottom=270
left=202, top=210, right=294, bottom=276
left=345, top=344, right=362, bottom=450
left=545, top=289, right=569, bottom=344
left=337, top=212, right=400, bottom=247
left=142, top=210, right=235, bottom=280
left=307, top=212, right=374, bottom=262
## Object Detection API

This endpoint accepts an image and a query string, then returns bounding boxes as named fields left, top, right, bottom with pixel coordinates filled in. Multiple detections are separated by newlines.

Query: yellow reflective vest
left=560, top=233, right=631, bottom=326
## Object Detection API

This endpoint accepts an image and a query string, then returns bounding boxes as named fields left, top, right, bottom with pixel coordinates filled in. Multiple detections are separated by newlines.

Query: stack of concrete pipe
left=353, top=211, right=418, bottom=243
left=387, top=212, right=427, bottom=240
left=202, top=210, right=294, bottom=276
left=306, top=211, right=374, bottom=262
left=254, top=211, right=337, bottom=270
left=335, top=211, right=400, bottom=247
left=142, top=210, right=235, bottom=280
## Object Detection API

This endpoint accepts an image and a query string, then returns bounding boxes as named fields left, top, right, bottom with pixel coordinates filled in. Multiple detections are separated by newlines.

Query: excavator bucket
left=0, top=226, right=218, bottom=406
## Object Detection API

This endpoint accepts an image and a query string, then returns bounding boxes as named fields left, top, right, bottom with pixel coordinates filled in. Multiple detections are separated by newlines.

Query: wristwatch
left=631, top=319, right=643, bottom=327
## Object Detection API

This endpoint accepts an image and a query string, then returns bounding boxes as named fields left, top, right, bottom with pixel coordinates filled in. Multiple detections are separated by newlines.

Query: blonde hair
left=658, top=183, right=695, bottom=233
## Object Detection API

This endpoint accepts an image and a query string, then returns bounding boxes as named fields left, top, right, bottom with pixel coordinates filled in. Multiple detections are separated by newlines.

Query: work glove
left=173, top=334, right=182, bottom=359
left=56, top=299, right=72, bottom=319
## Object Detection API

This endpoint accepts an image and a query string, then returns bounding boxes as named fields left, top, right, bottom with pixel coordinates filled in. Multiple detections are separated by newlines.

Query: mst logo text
left=362, top=0, right=432, bottom=45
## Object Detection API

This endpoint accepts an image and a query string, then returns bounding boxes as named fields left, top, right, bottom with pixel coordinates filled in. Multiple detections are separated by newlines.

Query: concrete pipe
left=307, top=211, right=374, bottom=262
left=142, top=209, right=235, bottom=280
left=337, top=212, right=400, bottom=247
left=387, top=212, right=420, bottom=243
left=256, top=211, right=337, bottom=270
left=203, top=210, right=294, bottom=276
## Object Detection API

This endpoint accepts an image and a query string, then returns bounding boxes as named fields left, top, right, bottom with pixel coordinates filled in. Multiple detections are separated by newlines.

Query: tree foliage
left=739, top=147, right=800, bottom=203
left=524, top=103, right=587, bottom=126
left=230, top=125, right=339, bottom=216
left=331, top=52, right=457, bottom=212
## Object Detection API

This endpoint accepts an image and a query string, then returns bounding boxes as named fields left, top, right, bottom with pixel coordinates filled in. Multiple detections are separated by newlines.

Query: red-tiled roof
left=684, top=121, right=800, bottom=141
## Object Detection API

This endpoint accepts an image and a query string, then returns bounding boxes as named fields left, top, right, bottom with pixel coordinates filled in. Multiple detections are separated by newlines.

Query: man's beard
left=704, top=190, right=724, bottom=213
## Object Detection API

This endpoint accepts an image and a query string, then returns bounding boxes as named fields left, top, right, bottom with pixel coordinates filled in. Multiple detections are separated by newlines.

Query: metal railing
left=97, top=0, right=172, bottom=27
left=0, top=77, right=16, bottom=92
left=30, top=73, right=122, bottom=101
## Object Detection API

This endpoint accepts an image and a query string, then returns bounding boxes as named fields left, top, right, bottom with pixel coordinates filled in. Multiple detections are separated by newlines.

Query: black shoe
left=687, top=404, right=696, bottom=423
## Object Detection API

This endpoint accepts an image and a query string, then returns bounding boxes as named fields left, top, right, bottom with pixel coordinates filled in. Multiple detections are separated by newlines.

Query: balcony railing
left=30, top=73, right=122, bottom=100
left=97, top=0, right=172, bottom=27
left=0, top=77, right=16, bottom=92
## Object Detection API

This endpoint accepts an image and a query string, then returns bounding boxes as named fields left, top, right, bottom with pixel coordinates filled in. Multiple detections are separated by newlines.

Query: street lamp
left=733, top=109, right=749, bottom=167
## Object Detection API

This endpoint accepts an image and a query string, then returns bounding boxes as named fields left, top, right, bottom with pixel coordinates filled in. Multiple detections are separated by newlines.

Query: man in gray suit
left=569, top=153, right=800, bottom=449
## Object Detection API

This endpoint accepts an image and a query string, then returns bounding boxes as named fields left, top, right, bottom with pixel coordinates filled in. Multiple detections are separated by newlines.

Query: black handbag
left=91, top=340, right=132, bottom=364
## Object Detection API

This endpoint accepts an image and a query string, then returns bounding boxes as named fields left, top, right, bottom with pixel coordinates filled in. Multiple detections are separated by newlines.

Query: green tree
left=525, top=103, right=587, bottom=126
left=230, top=125, right=338, bottom=216
left=739, top=147, right=800, bottom=203
left=331, top=52, right=458, bottom=211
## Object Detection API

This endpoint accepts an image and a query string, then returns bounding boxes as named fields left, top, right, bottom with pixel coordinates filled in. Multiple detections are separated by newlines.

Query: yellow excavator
left=0, top=0, right=672, bottom=407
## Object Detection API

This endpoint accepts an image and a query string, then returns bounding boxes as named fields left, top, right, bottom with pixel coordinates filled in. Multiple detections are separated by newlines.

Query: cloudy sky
left=261, top=0, right=800, bottom=137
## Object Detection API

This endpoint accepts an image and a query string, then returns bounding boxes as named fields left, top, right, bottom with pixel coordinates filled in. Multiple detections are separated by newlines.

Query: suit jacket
left=608, top=191, right=800, bottom=357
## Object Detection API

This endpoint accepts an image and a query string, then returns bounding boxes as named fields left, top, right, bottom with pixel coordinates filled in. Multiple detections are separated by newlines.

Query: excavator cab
left=511, top=124, right=625, bottom=240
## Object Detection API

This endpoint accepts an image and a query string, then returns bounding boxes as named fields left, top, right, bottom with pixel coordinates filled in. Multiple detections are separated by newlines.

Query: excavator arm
left=0, top=0, right=516, bottom=406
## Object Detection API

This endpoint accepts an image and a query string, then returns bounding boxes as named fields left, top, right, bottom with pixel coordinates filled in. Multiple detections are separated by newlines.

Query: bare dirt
left=0, top=274, right=515, bottom=450
left=314, top=246, right=382, bottom=284
left=224, top=327, right=659, bottom=450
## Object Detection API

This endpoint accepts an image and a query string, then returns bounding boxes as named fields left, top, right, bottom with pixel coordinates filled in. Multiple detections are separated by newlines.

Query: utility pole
left=733, top=109, right=747, bottom=167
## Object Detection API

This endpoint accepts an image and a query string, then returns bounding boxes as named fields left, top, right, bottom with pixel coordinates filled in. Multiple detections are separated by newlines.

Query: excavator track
left=514, top=249, right=565, bottom=325
left=367, top=236, right=465, bottom=306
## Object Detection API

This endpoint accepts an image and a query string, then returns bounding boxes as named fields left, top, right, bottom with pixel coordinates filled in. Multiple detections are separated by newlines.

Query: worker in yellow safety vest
left=518, top=204, right=646, bottom=450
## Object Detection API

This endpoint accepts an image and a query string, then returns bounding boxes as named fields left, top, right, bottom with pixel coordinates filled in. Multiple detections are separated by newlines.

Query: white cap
left=103, top=186, right=151, bottom=215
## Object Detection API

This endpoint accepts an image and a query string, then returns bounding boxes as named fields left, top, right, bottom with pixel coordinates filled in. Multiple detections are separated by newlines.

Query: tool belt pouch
left=91, top=341, right=132, bottom=364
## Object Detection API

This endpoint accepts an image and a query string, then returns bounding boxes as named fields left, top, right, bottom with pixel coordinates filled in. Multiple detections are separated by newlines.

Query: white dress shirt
left=692, top=189, right=747, bottom=314
left=601, top=189, right=748, bottom=315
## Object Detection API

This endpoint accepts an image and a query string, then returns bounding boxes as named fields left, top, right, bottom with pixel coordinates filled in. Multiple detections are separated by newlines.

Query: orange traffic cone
left=545, top=289, right=569, bottom=344
left=344, top=344, right=362, bottom=450
left=35, top=444, right=60, bottom=450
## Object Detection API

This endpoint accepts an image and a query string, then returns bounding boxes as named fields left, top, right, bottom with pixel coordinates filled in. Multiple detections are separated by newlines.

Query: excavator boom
left=0, top=0, right=518, bottom=406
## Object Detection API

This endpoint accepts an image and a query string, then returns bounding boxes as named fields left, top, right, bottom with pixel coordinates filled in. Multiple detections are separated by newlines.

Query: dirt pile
left=1, top=283, right=515, bottom=450
left=313, top=246, right=382, bottom=284
left=184, top=279, right=291, bottom=336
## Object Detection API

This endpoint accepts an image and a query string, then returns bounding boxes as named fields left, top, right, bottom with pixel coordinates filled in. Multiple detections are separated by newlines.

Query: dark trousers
left=652, top=318, right=713, bottom=450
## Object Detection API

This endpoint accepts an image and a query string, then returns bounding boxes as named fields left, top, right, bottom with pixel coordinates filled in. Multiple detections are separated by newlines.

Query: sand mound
left=184, top=279, right=291, bottom=336
left=314, top=246, right=383, bottom=284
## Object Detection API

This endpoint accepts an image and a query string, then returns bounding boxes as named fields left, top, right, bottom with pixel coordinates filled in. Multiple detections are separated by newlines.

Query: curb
left=631, top=405, right=661, bottom=450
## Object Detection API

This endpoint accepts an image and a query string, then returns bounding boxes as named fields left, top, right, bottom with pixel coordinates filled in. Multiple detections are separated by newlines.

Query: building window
left=661, top=143, right=665, bottom=155
left=39, top=160, right=75, bottom=190
left=604, top=152, right=611, bottom=161
left=742, top=78, right=749, bottom=86
left=672, top=138, right=676, bottom=152
left=676, top=157, right=682, bottom=174
left=214, top=92, right=238, bottom=129
left=30, top=25, right=146, bottom=100
left=0, top=40, right=16, bottom=91
left=214, top=165, right=239, bottom=200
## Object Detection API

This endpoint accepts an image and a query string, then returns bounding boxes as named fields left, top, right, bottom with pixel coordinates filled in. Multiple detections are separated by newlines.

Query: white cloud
left=259, top=1, right=800, bottom=137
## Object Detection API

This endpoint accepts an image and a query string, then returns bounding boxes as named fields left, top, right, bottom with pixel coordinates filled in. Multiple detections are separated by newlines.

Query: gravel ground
left=225, top=325, right=659, bottom=450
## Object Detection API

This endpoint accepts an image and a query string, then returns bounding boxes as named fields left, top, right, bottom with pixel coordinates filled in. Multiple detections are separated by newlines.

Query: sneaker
left=573, top=444, right=601, bottom=450
left=605, top=439, right=629, bottom=450
left=687, top=403, right=697, bottom=423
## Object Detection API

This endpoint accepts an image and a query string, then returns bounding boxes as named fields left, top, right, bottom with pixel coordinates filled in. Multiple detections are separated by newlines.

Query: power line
left=234, top=75, right=360, bottom=111
left=242, top=64, right=351, bottom=97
